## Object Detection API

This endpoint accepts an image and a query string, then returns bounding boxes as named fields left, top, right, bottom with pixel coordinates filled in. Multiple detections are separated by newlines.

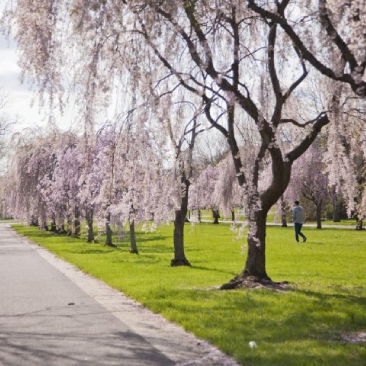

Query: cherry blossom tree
left=248, top=0, right=366, bottom=98
left=168, top=116, right=203, bottom=265
left=127, top=2, right=332, bottom=288
left=77, top=137, right=103, bottom=243
left=192, top=154, right=244, bottom=224
left=8, top=129, right=59, bottom=227
left=319, top=75, right=366, bottom=227
left=5, top=1, right=351, bottom=288
left=0, top=87, right=14, bottom=161
left=97, top=119, right=166, bottom=252
left=249, top=1, right=366, bottom=225
left=190, top=165, right=218, bottom=209
left=288, top=138, right=330, bottom=229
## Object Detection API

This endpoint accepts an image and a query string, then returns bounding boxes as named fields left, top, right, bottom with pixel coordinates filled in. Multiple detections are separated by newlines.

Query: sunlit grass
left=13, top=222, right=366, bottom=366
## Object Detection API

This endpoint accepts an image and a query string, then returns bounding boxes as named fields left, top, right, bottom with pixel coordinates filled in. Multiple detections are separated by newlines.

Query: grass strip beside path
left=13, top=223, right=366, bottom=366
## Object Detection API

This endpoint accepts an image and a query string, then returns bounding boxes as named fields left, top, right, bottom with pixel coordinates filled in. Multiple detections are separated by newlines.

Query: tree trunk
left=243, top=210, right=270, bottom=278
left=331, top=186, right=341, bottom=222
left=221, top=209, right=271, bottom=289
left=66, top=214, right=72, bottom=236
left=74, top=206, right=81, bottom=238
left=171, top=179, right=191, bottom=267
left=280, top=197, right=287, bottom=227
left=212, top=209, right=220, bottom=224
left=105, top=212, right=116, bottom=247
left=50, top=215, right=57, bottom=232
left=86, top=208, right=94, bottom=243
left=231, top=210, right=235, bottom=222
left=316, top=203, right=322, bottom=229
left=197, top=209, right=201, bottom=223
left=129, top=220, right=138, bottom=254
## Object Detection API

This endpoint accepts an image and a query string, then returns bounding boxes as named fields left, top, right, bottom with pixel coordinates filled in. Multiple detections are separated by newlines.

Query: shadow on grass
left=189, top=264, right=238, bottom=277
left=293, top=288, right=366, bottom=309
left=135, top=234, right=170, bottom=243
left=153, top=287, right=366, bottom=366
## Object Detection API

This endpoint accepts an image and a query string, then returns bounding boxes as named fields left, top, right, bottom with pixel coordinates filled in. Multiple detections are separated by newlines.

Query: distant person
left=292, top=201, right=307, bottom=242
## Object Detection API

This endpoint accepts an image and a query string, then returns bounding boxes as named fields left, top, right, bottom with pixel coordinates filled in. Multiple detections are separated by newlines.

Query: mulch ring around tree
left=220, top=275, right=293, bottom=291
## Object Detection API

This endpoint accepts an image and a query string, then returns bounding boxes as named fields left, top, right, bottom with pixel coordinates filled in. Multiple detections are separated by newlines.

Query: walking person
left=292, top=200, right=307, bottom=242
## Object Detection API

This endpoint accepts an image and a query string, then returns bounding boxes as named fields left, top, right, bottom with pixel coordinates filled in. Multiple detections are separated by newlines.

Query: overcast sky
left=0, top=31, right=49, bottom=130
left=0, top=28, right=113, bottom=134
left=0, top=0, right=73, bottom=133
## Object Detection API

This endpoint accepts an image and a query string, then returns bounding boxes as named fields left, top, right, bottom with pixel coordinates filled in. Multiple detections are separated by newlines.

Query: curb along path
left=0, top=222, right=240, bottom=366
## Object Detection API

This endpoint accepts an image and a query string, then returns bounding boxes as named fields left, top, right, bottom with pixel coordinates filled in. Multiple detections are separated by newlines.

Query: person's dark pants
left=294, top=223, right=306, bottom=242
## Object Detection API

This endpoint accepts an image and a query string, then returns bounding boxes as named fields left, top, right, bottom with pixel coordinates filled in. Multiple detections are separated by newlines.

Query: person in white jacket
left=292, top=201, right=307, bottom=242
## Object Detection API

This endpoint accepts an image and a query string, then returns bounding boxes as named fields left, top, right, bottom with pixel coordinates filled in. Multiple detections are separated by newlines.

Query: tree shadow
left=0, top=304, right=175, bottom=366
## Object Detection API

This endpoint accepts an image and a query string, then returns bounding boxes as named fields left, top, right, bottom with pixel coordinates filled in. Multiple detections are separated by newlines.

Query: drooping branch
left=155, top=3, right=260, bottom=122
left=247, top=0, right=366, bottom=97
left=281, top=47, right=308, bottom=105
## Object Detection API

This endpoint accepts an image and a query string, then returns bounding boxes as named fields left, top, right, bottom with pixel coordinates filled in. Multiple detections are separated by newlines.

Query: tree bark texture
left=243, top=210, right=269, bottom=279
left=212, top=209, right=220, bottom=224
left=171, top=178, right=191, bottom=267
left=129, top=220, right=138, bottom=254
left=86, top=209, right=94, bottom=243
left=220, top=209, right=271, bottom=289
left=280, top=197, right=288, bottom=227
left=316, top=203, right=322, bottom=229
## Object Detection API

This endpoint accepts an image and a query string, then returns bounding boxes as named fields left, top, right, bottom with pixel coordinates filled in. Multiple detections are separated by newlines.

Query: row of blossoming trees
left=4, top=122, right=365, bottom=257
left=2, top=0, right=366, bottom=287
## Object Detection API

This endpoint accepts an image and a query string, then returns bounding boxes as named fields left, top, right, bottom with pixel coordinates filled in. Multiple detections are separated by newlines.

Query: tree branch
left=318, top=0, right=358, bottom=71
left=285, top=113, right=330, bottom=163
left=247, top=0, right=366, bottom=97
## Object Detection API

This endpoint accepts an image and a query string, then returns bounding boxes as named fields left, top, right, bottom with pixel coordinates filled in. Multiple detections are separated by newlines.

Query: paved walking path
left=0, top=223, right=239, bottom=366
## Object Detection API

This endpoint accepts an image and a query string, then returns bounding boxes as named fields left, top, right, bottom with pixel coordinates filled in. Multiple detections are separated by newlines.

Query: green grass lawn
left=12, top=222, right=366, bottom=366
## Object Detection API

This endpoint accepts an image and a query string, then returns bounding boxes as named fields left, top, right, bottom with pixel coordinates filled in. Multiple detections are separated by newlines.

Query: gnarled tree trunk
left=221, top=208, right=271, bottom=289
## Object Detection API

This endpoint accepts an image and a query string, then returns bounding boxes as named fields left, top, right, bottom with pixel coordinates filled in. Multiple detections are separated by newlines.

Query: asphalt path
left=0, top=223, right=239, bottom=366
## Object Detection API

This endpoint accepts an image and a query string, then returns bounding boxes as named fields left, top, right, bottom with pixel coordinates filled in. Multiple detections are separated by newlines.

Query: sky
left=0, top=32, right=49, bottom=131
left=0, top=36, right=77, bottom=134
left=0, top=0, right=73, bottom=133
left=0, top=23, right=116, bottom=134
